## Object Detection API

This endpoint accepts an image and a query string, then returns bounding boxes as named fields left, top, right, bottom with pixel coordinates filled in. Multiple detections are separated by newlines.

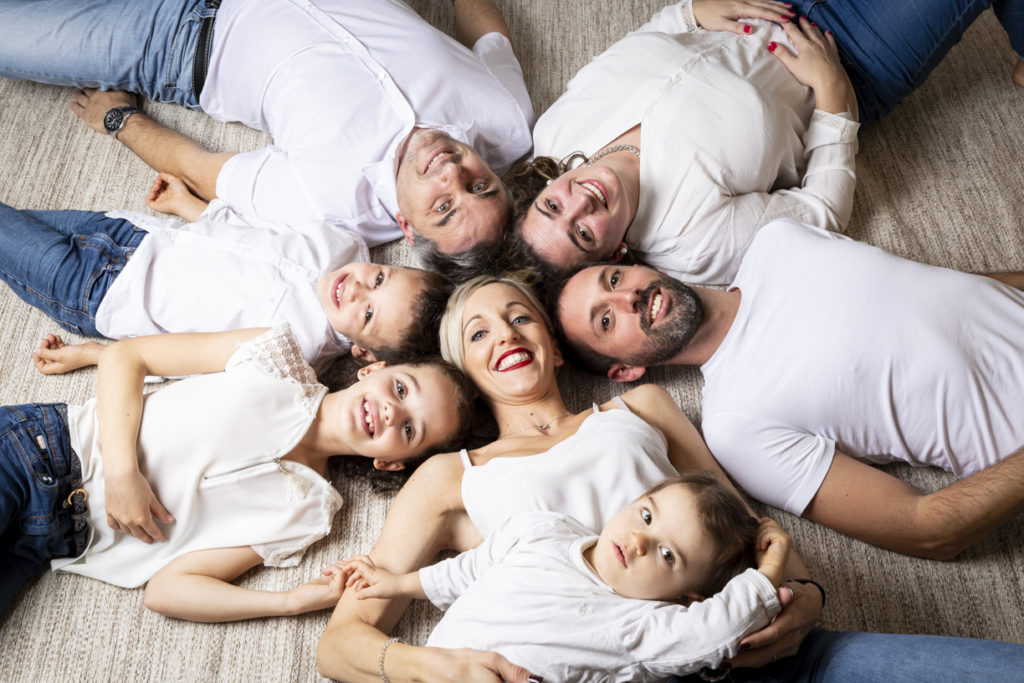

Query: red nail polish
left=826, top=29, right=832, bottom=35
left=780, top=16, right=789, bottom=22
left=744, top=24, right=752, bottom=34
left=767, top=42, right=777, bottom=52
left=812, top=21, right=818, bottom=27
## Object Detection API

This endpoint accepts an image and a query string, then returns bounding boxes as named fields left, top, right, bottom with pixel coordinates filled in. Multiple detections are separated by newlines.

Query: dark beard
left=628, top=278, right=704, bottom=366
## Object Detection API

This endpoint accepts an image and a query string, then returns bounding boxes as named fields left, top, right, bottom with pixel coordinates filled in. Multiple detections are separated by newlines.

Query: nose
left=381, top=401, right=394, bottom=425
left=609, top=288, right=641, bottom=313
left=628, top=529, right=648, bottom=557
left=496, top=320, right=521, bottom=345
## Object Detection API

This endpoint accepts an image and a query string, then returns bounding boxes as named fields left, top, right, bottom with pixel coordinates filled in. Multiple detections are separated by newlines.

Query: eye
left=660, top=547, right=675, bottom=566
left=470, top=328, right=487, bottom=342
left=471, top=181, right=487, bottom=193
left=545, top=199, right=559, bottom=213
left=511, top=314, right=530, bottom=325
left=640, top=507, right=652, bottom=525
left=364, top=305, right=374, bottom=323
left=600, top=311, right=611, bottom=331
left=609, top=271, right=620, bottom=288
left=403, top=420, right=415, bottom=443
left=374, top=272, right=385, bottom=288
left=394, top=379, right=407, bottom=399
left=575, top=224, right=592, bottom=243
left=436, top=201, right=451, bottom=213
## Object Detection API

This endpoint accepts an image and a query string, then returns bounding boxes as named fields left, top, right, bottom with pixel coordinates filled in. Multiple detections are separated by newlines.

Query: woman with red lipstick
left=506, top=0, right=1024, bottom=285
left=2, top=323, right=474, bottom=621
left=318, top=275, right=821, bottom=682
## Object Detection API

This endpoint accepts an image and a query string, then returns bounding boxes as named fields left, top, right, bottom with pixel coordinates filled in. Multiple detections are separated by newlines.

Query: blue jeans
left=0, top=403, right=88, bottom=615
left=0, top=0, right=216, bottom=108
left=0, top=202, right=146, bottom=337
left=795, top=0, right=1024, bottom=123
left=673, top=628, right=1024, bottom=682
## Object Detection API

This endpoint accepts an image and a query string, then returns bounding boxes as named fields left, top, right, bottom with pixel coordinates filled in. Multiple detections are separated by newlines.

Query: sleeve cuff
left=806, top=110, right=861, bottom=146
left=679, top=0, right=702, bottom=32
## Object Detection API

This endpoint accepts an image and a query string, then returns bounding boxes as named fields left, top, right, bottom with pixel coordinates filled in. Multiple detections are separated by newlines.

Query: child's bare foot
left=32, top=334, right=105, bottom=375
left=1014, top=60, right=1024, bottom=88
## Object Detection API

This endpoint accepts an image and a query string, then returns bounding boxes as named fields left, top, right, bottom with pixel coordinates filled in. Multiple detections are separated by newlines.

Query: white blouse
left=54, top=324, right=343, bottom=587
left=532, top=1, right=859, bottom=285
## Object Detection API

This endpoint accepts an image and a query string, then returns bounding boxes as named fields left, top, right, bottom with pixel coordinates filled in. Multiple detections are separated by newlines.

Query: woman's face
left=519, top=164, right=635, bottom=268
left=334, top=363, right=460, bottom=463
left=460, top=283, right=562, bottom=405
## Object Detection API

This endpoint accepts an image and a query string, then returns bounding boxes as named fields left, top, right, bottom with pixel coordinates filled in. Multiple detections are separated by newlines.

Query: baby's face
left=317, top=263, right=427, bottom=354
left=589, top=484, right=718, bottom=602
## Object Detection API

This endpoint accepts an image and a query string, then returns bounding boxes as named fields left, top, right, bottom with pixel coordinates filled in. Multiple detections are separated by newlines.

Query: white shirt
left=460, top=402, right=675, bottom=536
left=54, top=325, right=343, bottom=587
left=532, top=1, right=859, bottom=285
left=201, top=0, right=534, bottom=246
left=421, top=512, right=780, bottom=682
left=701, top=219, right=1024, bottom=515
left=99, top=201, right=367, bottom=373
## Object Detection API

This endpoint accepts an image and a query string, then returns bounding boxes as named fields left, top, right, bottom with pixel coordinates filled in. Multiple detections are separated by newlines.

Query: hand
left=69, top=87, right=139, bottom=134
left=754, top=517, right=793, bottom=586
left=104, top=467, right=174, bottom=543
left=422, top=646, right=540, bottom=683
left=339, top=555, right=403, bottom=600
left=32, top=334, right=106, bottom=375
left=768, top=17, right=857, bottom=117
left=692, top=0, right=795, bottom=34
left=729, top=579, right=821, bottom=668
left=146, top=172, right=189, bottom=213
left=288, top=571, right=346, bottom=614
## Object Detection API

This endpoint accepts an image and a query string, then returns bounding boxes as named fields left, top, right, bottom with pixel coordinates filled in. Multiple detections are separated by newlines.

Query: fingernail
left=744, top=24, right=752, bottom=34
left=812, top=21, right=818, bottom=27
left=528, top=677, right=544, bottom=683
left=780, top=16, right=789, bottom=22
left=826, top=29, right=832, bottom=35
left=767, top=42, right=778, bottom=52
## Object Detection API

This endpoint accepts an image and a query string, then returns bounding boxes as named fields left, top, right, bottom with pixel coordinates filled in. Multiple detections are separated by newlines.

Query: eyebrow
left=566, top=227, right=589, bottom=254
left=434, top=206, right=459, bottom=228
left=588, top=268, right=611, bottom=336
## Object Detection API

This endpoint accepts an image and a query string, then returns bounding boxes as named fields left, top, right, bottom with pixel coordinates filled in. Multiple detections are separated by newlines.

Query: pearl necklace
left=585, top=143, right=641, bottom=167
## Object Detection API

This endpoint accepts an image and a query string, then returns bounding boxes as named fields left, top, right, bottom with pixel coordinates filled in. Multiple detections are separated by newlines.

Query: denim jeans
left=674, top=628, right=1024, bottom=682
left=0, top=0, right=216, bottom=108
left=0, top=202, right=146, bottom=337
left=794, top=0, right=1024, bottom=123
left=0, top=403, right=89, bottom=615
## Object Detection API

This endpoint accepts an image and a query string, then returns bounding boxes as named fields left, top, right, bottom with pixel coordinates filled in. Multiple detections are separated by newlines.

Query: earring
left=546, top=179, right=552, bottom=186
left=619, top=246, right=628, bottom=256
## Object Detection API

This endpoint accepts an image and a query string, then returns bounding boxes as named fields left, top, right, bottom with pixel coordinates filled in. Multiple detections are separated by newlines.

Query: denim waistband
left=52, top=404, right=90, bottom=557
left=192, top=0, right=222, bottom=101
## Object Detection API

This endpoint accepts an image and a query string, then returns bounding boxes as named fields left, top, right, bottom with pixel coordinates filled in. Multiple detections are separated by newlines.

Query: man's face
left=557, top=265, right=703, bottom=375
left=394, top=129, right=510, bottom=254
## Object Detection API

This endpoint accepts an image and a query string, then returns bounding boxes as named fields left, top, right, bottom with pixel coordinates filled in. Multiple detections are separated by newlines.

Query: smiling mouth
left=361, top=398, right=377, bottom=437
left=333, top=274, right=349, bottom=308
left=495, top=348, right=534, bottom=372
left=648, top=290, right=664, bottom=326
left=424, top=149, right=453, bottom=174
left=577, top=179, right=608, bottom=208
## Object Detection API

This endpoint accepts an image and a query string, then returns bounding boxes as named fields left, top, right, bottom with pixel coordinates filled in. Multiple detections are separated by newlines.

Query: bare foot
left=1014, top=60, right=1024, bottom=88
left=32, top=334, right=106, bottom=375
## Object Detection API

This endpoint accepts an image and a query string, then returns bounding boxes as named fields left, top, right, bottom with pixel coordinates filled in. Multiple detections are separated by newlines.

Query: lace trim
left=810, top=110, right=860, bottom=144
left=228, top=323, right=323, bottom=405
left=679, top=0, right=701, bottom=32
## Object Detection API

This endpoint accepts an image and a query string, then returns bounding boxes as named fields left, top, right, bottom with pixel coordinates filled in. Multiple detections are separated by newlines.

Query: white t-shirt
left=421, top=512, right=780, bottom=682
left=460, top=402, right=675, bottom=536
left=99, top=201, right=367, bottom=373
left=54, top=325, right=343, bottom=587
left=532, top=1, right=858, bottom=284
left=701, top=219, right=1024, bottom=515
left=201, top=0, right=534, bottom=246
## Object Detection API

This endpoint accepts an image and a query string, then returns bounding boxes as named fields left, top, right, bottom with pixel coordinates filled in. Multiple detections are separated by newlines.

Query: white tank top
left=460, top=398, right=675, bottom=536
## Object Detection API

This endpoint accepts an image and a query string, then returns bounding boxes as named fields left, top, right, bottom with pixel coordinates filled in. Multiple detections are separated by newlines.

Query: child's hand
left=288, top=570, right=346, bottom=614
left=32, top=334, right=106, bottom=375
left=339, top=555, right=403, bottom=600
left=754, top=517, right=792, bottom=587
left=104, top=468, right=174, bottom=543
left=146, top=172, right=208, bottom=221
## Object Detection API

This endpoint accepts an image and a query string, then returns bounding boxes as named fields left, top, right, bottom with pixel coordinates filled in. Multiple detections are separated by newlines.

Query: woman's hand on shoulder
left=692, top=0, right=795, bottom=34
left=768, top=17, right=858, bottom=118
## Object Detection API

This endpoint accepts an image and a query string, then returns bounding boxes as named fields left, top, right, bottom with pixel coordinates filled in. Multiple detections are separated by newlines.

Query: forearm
left=984, top=271, right=1024, bottom=290
left=173, top=194, right=210, bottom=223
left=116, top=113, right=232, bottom=201
left=144, top=573, right=303, bottom=623
left=318, top=595, right=419, bottom=682
left=95, top=344, right=147, bottom=478
left=452, top=0, right=511, bottom=48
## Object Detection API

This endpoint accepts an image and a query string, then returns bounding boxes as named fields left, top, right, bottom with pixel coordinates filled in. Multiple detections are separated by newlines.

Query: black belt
left=192, top=0, right=221, bottom=101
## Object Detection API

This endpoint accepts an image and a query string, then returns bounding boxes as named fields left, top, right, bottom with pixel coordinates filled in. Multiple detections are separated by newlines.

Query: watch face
left=104, top=108, right=125, bottom=134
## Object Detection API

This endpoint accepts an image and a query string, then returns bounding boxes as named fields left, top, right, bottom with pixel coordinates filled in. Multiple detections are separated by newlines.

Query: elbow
left=316, top=628, right=341, bottom=680
left=895, top=500, right=974, bottom=561
left=905, top=533, right=969, bottom=562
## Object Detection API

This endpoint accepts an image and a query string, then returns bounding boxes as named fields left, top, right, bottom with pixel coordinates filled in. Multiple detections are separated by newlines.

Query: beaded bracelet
left=786, top=578, right=827, bottom=609
left=378, top=637, right=401, bottom=683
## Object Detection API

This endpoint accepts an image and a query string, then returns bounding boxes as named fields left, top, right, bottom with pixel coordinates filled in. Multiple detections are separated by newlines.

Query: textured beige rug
left=1, top=2, right=1023, bottom=681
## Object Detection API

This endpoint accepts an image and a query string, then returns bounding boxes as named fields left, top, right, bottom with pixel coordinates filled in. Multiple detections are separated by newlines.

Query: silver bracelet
left=378, top=637, right=401, bottom=683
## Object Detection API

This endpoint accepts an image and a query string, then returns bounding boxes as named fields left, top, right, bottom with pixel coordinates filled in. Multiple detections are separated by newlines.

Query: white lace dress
left=54, top=324, right=343, bottom=587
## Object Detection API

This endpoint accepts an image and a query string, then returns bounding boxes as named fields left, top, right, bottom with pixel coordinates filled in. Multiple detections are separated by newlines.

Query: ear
left=552, top=341, right=564, bottom=368
left=607, top=363, right=646, bottom=383
left=396, top=212, right=415, bottom=245
left=356, top=360, right=387, bottom=380
left=609, top=242, right=628, bottom=263
left=372, top=458, right=406, bottom=472
left=351, top=345, right=379, bottom=363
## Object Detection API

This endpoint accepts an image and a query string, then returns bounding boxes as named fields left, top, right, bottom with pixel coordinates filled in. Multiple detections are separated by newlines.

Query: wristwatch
left=103, top=105, right=140, bottom=138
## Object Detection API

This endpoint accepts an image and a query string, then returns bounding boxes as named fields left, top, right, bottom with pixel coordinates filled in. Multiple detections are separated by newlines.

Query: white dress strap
left=459, top=448, right=473, bottom=469
left=611, top=394, right=631, bottom=412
